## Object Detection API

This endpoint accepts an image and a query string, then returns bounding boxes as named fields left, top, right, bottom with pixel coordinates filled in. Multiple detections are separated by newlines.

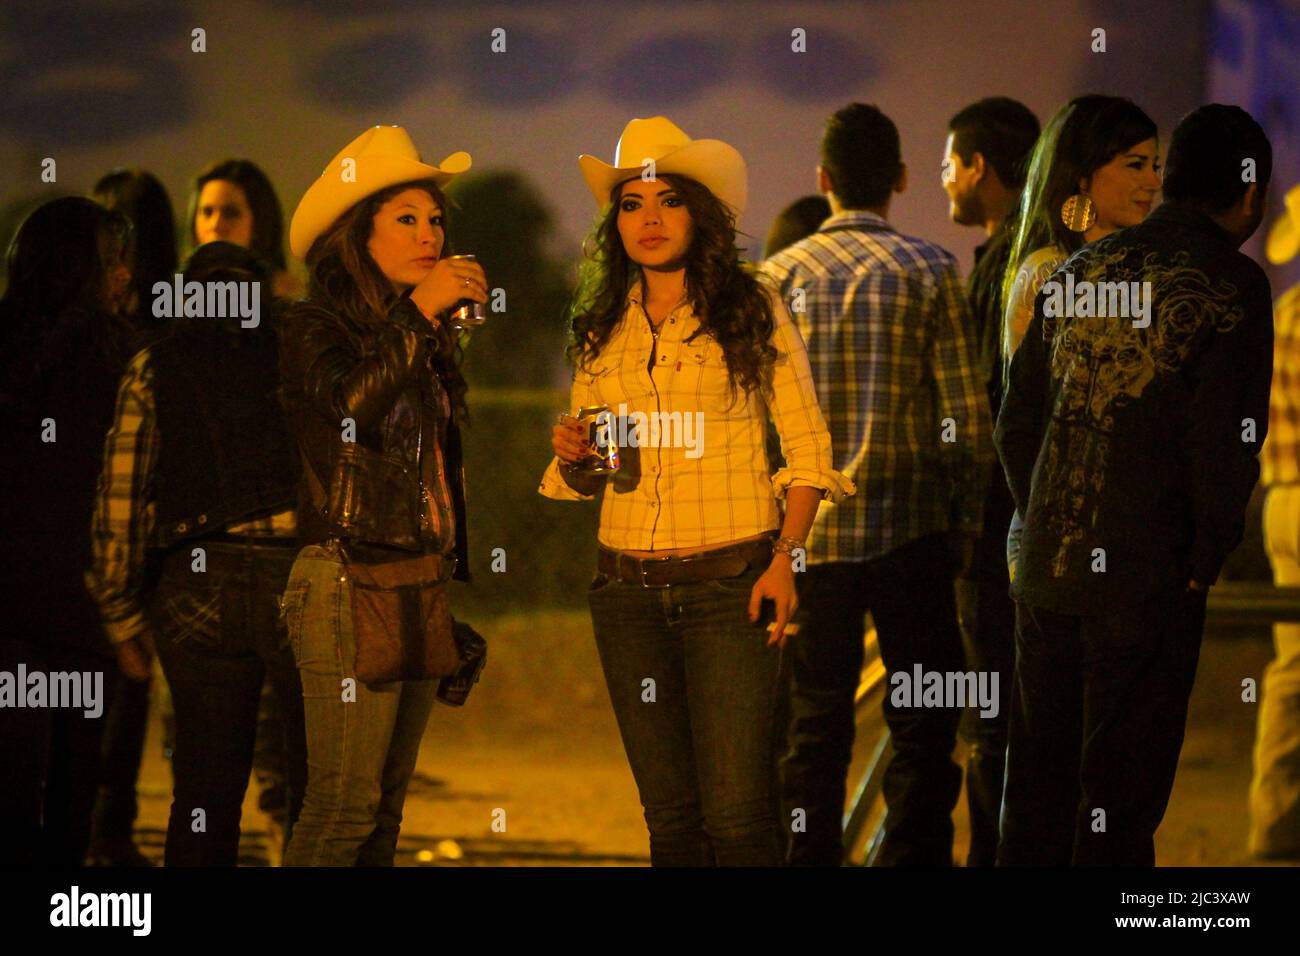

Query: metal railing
left=838, top=582, right=1300, bottom=865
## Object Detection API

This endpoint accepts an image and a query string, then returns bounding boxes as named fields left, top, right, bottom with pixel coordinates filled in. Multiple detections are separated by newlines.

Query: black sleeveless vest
left=151, top=319, right=298, bottom=549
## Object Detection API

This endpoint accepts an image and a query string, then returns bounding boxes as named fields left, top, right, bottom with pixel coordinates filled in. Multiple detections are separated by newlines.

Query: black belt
left=598, top=537, right=773, bottom=588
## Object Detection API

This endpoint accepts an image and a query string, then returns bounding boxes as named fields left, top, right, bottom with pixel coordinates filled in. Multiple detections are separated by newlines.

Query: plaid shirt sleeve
left=764, top=288, right=855, bottom=501
left=85, top=349, right=158, bottom=645
left=933, top=260, right=994, bottom=534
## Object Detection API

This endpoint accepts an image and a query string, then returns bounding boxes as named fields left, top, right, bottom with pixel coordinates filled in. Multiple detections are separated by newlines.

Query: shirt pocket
left=673, top=335, right=736, bottom=414
left=575, top=363, right=616, bottom=407
left=153, top=582, right=230, bottom=653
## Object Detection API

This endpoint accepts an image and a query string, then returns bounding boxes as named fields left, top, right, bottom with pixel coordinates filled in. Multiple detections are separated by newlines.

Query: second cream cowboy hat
left=579, top=116, right=747, bottom=217
left=290, top=125, right=472, bottom=258
left=1266, top=182, right=1300, bottom=265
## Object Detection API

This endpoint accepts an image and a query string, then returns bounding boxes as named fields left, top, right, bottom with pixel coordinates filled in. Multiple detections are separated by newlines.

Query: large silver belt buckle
left=637, top=555, right=674, bottom=589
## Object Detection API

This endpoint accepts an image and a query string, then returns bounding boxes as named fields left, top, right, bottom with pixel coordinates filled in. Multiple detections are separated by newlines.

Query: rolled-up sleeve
left=764, top=291, right=856, bottom=502
left=86, top=350, right=158, bottom=645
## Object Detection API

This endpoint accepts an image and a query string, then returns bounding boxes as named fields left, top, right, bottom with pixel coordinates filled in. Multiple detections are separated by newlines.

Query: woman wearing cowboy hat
left=540, top=117, right=854, bottom=866
left=277, top=126, right=485, bottom=866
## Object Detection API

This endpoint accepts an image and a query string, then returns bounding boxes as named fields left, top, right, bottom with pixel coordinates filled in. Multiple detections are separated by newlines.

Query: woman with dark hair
left=762, top=194, right=831, bottom=259
left=94, top=168, right=178, bottom=333
left=1000, top=96, right=1161, bottom=580
left=277, top=126, right=483, bottom=866
left=0, top=196, right=143, bottom=866
left=1001, top=96, right=1162, bottom=357
left=187, top=158, right=301, bottom=299
left=540, top=117, right=853, bottom=866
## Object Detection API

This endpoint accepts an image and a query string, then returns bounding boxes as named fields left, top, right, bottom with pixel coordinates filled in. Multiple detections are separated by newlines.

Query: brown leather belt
left=598, top=537, right=774, bottom=588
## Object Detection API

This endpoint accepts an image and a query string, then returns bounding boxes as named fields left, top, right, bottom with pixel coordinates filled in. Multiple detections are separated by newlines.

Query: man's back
left=761, top=209, right=992, bottom=563
left=997, top=201, right=1274, bottom=615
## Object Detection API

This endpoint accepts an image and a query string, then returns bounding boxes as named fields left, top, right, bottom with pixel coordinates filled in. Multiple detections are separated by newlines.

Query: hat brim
left=1267, top=211, right=1300, bottom=266
left=290, top=151, right=471, bottom=259
left=579, top=139, right=747, bottom=217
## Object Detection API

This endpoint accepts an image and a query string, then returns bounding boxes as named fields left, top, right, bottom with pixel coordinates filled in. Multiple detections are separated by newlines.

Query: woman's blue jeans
left=588, top=566, right=784, bottom=866
left=279, top=544, right=436, bottom=867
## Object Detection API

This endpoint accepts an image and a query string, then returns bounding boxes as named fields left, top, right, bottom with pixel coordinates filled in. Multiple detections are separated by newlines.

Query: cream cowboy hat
left=1266, top=182, right=1300, bottom=265
left=579, top=116, right=747, bottom=217
left=289, top=125, right=471, bottom=258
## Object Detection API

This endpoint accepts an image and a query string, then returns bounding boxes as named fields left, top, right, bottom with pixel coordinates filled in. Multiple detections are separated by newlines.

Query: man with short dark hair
left=944, top=97, right=1041, bottom=401
left=942, top=96, right=1040, bottom=866
left=763, top=103, right=993, bottom=866
left=996, top=104, right=1274, bottom=865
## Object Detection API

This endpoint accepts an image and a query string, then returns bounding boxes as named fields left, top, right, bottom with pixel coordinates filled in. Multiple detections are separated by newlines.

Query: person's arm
left=757, top=257, right=812, bottom=346
left=539, top=358, right=605, bottom=501
left=286, top=297, right=435, bottom=433
left=1003, top=250, right=1062, bottom=356
left=1186, top=272, right=1275, bottom=588
left=750, top=290, right=855, bottom=646
left=763, top=289, right=855, bottom=505
left=933, top=259, right=994, bottom=548
left=995, top=296, right=1050, bottom=517
left=85, top=349, right=159, bottom=681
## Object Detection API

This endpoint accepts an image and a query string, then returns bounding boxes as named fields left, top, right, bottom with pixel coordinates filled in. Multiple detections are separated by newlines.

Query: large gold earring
left=1061, top=194, right=1097, bottom=232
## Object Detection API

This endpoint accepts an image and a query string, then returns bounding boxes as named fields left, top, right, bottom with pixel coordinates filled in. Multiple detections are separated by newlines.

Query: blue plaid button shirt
left=760, top=210, right=993, bottom=564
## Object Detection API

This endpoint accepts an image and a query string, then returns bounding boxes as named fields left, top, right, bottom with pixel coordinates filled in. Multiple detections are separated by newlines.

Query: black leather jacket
left=278, top=293, right=469, bottom=579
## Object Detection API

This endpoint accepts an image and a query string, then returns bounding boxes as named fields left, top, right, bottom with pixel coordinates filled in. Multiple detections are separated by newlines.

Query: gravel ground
left=120, top=612, right=1290, bottom=867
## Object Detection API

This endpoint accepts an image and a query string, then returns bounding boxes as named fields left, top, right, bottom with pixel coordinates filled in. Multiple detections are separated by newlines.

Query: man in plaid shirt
left=762, top=103, right=993, bottom=866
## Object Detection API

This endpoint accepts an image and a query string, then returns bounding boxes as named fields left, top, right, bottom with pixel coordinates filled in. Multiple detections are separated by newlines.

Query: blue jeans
left=280, top=544, right=437, bottom=867
left=587, top=565, right=784, bottom=866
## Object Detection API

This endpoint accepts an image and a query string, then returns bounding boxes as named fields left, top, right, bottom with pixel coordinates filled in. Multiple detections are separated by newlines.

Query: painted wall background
left=2, top=0, right=1215, bottom=274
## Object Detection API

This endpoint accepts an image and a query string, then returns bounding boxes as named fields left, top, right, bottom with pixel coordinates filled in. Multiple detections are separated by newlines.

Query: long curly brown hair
left=568, top=174, right=776, bottom=404
left=303, top=178, right=467, bottom=422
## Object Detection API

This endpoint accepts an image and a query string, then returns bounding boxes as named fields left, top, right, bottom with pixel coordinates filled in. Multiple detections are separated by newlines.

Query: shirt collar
left=625, top=281, right=691, bottom=313
left=1145, top=201, right=1235, bottom=246
left=818, top=209, right=892, bottom=233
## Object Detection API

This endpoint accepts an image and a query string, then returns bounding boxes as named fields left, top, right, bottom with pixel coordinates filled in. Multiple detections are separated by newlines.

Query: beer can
left=446, top=254, right=486, bottom=329
left=577, top=403, right=620, bottom=474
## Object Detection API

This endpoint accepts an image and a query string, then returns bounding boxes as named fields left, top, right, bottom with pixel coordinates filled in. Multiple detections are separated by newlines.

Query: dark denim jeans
left=954, top=469, right=1015, bottom=866
left=90, top=671, right=151, bottom=848
left=780, top=533, right=965, bottom=866
left=998, top=589, right=1206, bottom=866
left=588, top=564, right=784, bottom=866
left=0, top=637, right=117, bottom=866
left=151, top=539, right=306, bottom=866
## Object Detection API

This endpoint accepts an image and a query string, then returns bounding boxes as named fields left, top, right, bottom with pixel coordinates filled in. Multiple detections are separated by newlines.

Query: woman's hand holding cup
left=410, top=256, right=487, bottom=321
left=551, top=413, right=590, bottom=464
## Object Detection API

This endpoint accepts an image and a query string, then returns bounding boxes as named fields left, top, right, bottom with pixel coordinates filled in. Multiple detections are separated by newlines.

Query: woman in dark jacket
left=0, top=196, right=137, bottom=865
left=277, top=126, right=484, bottom=866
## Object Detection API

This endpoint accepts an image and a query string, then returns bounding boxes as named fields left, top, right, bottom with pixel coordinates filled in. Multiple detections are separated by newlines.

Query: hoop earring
left=1061, top=194, right=1097, bottom=232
